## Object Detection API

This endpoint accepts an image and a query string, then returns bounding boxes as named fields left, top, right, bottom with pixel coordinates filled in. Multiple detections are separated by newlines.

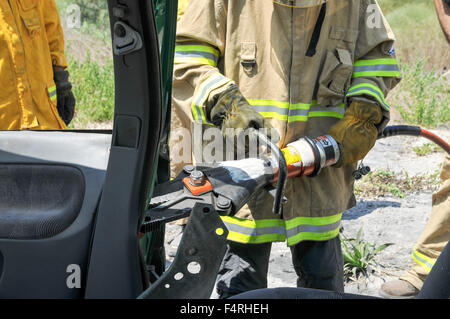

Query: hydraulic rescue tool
left=139, top=125, right=449, bottom=299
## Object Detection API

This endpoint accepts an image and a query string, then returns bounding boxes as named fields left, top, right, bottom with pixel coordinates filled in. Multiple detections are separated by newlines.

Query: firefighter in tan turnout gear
left=172, top=0, right=401, bottom=297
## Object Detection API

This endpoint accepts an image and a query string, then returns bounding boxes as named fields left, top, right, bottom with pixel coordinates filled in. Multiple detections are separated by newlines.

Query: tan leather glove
left=328, top=100, right=383, bottom=167
left=210, top=85, right=273, bottom=134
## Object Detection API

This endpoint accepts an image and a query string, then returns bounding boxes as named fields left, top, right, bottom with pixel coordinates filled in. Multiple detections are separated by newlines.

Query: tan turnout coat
left=171, top=0, right=401, bottom=245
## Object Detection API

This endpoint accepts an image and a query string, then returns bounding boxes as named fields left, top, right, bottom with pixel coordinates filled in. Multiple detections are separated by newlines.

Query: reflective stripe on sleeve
left=192, top=73, right=232, bottom=124
left=346, top=83, right=390, bottom=111
left=353, top=58, right=401, bottom=78
left=412, top=248, right=435, bottom=273
left=48, top=86, right=57, bottom=101
left=174, top=45, right=220, bottom=67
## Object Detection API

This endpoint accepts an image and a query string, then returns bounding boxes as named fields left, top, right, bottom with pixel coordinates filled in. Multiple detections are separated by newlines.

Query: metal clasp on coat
left=241, top=60, right=256, bottom=73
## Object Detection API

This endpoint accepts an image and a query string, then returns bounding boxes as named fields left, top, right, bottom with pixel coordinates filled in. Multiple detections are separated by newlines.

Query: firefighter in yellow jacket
left=0, top=0, right=75, bottom=130
left=172, top=0, right=401, bottom=297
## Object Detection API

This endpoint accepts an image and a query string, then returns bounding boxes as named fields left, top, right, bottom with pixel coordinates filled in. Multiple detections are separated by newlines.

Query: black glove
left=53, top=68, right=76, bottom=126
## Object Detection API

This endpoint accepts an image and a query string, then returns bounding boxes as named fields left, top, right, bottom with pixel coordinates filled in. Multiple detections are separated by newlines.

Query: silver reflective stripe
left=175, top=50, right=218, bottom=64
left=252, top=104, right=288, bottom=116
left=193, top=74, right=229, bottom=122
left=49, top=90, right=57, bottom=99
left=222, top=221, right=286, bottom=237
left=346, top=86, right=390, bottom=110
left=252, top=104, right=345, bottom=117
left=353, top=64, right=400, bottom=73
left=289, top=105, right=345, bottom=117
left=413, top=250, right=434, bottom=271
left=286, top=220, right=341, bottom=238
left=288, top=108, right=310, bottom=117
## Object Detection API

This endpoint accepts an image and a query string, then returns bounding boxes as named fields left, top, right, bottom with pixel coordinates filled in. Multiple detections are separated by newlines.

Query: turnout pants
left=216, top=237, right=344, bottom=299
left=401, top=155, right=450, bottom=290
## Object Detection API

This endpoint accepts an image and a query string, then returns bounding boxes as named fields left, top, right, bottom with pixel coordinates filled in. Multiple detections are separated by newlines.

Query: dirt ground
left=164, top=125, right=449, bottom=298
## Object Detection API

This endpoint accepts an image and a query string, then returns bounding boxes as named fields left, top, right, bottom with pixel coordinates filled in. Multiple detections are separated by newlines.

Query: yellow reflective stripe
left=248, top=99, right=290, bottom=109
left=346, top=83, right=390, bottom=111
left=286, top=228, right=340, bottom=246
left=354, top=58, right=398, bottom=67
left=175, top=45, right=220, bottom=57
left=174, top=57, right=217, bottom=66
left=48, top=86, right=57, bottom=101
left=248, top=99, right=345, bottom=122
left=353, top=70, right=401, bottom=78
left=285, top=213, right=342, bottom=229
left=221, top=213, right=342, bottom=246
left=259, top=112, right=289, bottom=121
left=308, top=111, right=344, bottom=119
left=221, top=216, right=285, bottom=229
left=353, top=58, right=400, bottom=78
left=175, top=45, right=220, bottom=66
left=221, top=216, right=286, bottom=244
left=412, top=248, right=435, bottom=273
left=226, top=230, right=286, bottom=244
left=290, top=102, right=312, bottom=110
left=192, top=73, right=232, bottom=124
left=287, top=115, right=309, bottom=122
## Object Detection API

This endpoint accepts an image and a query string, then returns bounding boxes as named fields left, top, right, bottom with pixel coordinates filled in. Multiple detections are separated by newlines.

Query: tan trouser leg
left=401, top=155, right=450, bottom=290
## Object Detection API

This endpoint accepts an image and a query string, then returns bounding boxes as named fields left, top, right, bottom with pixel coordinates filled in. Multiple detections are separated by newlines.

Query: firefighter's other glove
left=328, top=100, right=383, bottom=167
left=53, top=67, right=76, bottom=126
left=210, top=85, right=273, bottom=135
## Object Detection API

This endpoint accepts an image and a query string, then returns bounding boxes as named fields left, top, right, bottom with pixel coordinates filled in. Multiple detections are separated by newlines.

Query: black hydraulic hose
left=379, top=125, right=450, bottom=155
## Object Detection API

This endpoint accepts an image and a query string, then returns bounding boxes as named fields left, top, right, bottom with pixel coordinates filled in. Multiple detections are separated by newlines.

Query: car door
left=0, top=0, right=165, bottom=299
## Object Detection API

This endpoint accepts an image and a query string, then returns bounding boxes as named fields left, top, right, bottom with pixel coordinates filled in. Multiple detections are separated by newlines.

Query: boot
left=379, top=279, right=420, bottom=299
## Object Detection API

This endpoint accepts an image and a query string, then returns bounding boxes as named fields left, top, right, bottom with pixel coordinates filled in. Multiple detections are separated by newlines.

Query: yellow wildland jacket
left=0, top=0, right=67, bottom=130
left=171, top=0, right=401, bottom=245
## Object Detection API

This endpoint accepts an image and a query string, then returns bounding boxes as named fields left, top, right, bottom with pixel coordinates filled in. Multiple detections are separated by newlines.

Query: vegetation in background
left=67, top=51, right=114, bottom=128
left=413, top=143, right=443, bottom=157
left=341, top=228, right=393, bottom=281
left=393, top=59, right=449, bottom=128
left=354, top=168, right=441, bottom=199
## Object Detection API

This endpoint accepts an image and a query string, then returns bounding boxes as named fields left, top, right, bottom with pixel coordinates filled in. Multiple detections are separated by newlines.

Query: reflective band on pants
left=221, top=213, right=342, bottom=246
left=412, top=248, right=435, bottom=273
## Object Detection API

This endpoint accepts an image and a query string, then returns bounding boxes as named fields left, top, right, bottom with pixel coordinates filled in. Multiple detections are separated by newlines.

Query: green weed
left=340, top=228, right=393, bottom=281
left=413, top=143, right=443, bottom=156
